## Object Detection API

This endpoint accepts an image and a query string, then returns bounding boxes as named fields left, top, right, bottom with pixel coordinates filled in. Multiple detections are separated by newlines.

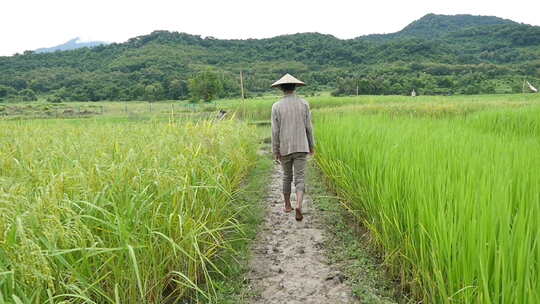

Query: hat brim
left=271, top=73, right=306, bottom=88
left=271, top=82, right=306, bottom=88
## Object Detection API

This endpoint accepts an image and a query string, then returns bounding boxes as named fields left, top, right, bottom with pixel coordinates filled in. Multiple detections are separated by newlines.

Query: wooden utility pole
left=240, top=70, right=246, bottom=120
left=240, top=70, right=245, bottom=100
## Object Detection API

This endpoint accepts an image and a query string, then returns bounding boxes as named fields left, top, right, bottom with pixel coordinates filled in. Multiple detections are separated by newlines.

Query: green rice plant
left=314, top=109, right=540, bottom=303
left=466, top=106, right=540, bottom=138
left=220, top=93, right=540, bottom=121
left=0, top=118, right=257, bottom=303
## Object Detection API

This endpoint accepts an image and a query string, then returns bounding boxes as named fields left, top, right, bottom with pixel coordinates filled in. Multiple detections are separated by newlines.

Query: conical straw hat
left=271, top=73, right=306, bottom=88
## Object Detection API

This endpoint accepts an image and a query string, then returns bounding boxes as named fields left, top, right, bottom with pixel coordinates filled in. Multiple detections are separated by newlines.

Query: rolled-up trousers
left=280, top=152, right=308, bottom=193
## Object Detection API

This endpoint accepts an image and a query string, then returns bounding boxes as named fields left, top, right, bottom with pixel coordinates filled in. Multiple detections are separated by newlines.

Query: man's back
left=271, top=94, right=314, bottom=157
left=269, top=74, right=312, bottom=221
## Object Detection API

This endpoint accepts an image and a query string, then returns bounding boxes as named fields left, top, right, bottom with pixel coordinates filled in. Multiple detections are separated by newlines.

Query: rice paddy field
left=315, top=102, right=540, bottom=303
left=220, top=93, right=540, bottom=121
left=1, top=93, right=539, bottom=303
left=0, top=118, right=257, bottom=302
left=0, top=102, right=217, bottom=120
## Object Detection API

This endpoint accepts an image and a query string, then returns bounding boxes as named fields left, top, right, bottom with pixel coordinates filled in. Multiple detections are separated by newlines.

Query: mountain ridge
left=35, top=37, right=109, bottom=53
left=360, top=13, right=518, bottom=41
left=22, top=13, right=531, bottom=55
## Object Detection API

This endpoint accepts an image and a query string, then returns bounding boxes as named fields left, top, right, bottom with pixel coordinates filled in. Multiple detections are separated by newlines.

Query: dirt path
left=247, top=163, right=357, bottom=304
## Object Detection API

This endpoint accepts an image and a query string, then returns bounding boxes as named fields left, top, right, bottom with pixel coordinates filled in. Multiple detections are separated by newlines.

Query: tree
left=56, top=87, right=71, bottom=100
left=144, top=83, right=164, bottom=101
left=0, top=85, right=17, bottom=98
left=130, top=84, right=146, bottom=100
left=104, top=85, right=121, bottom=101
left=188, top=70, right=224, bottom=102
left=29, top=78, right=50, bottom=93
left=11, top=79, right=28, bottom=90
left=331, top=77, right=357, bottom=96
left=19, top=89, right=37, bottom=101
left=168, top=79, right=188, bottom=100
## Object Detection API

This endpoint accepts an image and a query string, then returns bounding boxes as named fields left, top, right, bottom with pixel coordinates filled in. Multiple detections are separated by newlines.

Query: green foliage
left=169, top=79, right=188, bottom=100
left=315, top=107, right=540, bottom=303
left=46, top=94, right=64, bottom=103
left=364, top=13, right=515, bottom=41
left=18, top=88, right=37, bottom=101
left=188, top=70, right=224, bottom=102
left=144, top=82, right=164, bottom=101
left=0, top=119, right=257, bottom=302
left=0, top=14, right=539, bottom=101
left=0, top=85, right=17, bottom=98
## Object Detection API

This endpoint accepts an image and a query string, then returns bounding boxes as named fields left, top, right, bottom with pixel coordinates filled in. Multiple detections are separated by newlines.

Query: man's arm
left=305, top=103, right=315, bottom=155
left=271, top=105, right=281, bottom=160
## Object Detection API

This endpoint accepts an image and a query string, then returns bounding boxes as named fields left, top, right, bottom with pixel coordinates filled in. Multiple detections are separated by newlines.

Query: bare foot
left=295, top=208, right=303, bottom=221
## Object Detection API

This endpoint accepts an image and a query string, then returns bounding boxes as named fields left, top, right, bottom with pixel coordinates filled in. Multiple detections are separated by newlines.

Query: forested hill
left=1, top=13, right=540, bottom=102
left=363, top=14, right=516, bottom=41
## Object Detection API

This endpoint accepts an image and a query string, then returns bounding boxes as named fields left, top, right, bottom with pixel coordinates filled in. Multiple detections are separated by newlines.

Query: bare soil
left=246, top=163, right=357, bottom=304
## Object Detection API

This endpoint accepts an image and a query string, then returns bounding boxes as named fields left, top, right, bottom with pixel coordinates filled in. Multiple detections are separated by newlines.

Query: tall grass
left=0, top=118, right=257, bottom=302
left=315, top=106, right=540, bottom=303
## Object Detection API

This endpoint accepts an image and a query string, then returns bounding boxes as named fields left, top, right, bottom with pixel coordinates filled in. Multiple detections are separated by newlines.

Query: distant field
left=221, top=93, right=540, bottom=120
left=2, top=93, right=539, bottom=121
left=0, top=101, right=206, bottom=120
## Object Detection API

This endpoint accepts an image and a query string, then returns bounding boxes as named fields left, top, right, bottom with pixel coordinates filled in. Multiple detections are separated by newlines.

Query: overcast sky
left=2, top=0, right=539, bottom=56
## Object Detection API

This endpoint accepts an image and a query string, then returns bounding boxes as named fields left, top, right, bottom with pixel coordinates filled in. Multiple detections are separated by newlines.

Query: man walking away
left=271, top=74, right=315, bottom=221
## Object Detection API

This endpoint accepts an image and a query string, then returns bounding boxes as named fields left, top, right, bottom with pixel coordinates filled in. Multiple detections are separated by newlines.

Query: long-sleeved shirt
left=271, top=94, right=315, bottom=156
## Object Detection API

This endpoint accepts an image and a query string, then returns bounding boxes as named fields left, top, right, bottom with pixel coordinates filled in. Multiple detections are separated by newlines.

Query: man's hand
left=274, top=153, right=281, bottom=164
left=309, top=148, right=315, bottom=156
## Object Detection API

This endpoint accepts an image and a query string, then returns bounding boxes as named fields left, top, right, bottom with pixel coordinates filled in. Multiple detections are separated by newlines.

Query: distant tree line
left=331, top=70, right=538, bottom=96
left=1, top=16, right=540, bottom=102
